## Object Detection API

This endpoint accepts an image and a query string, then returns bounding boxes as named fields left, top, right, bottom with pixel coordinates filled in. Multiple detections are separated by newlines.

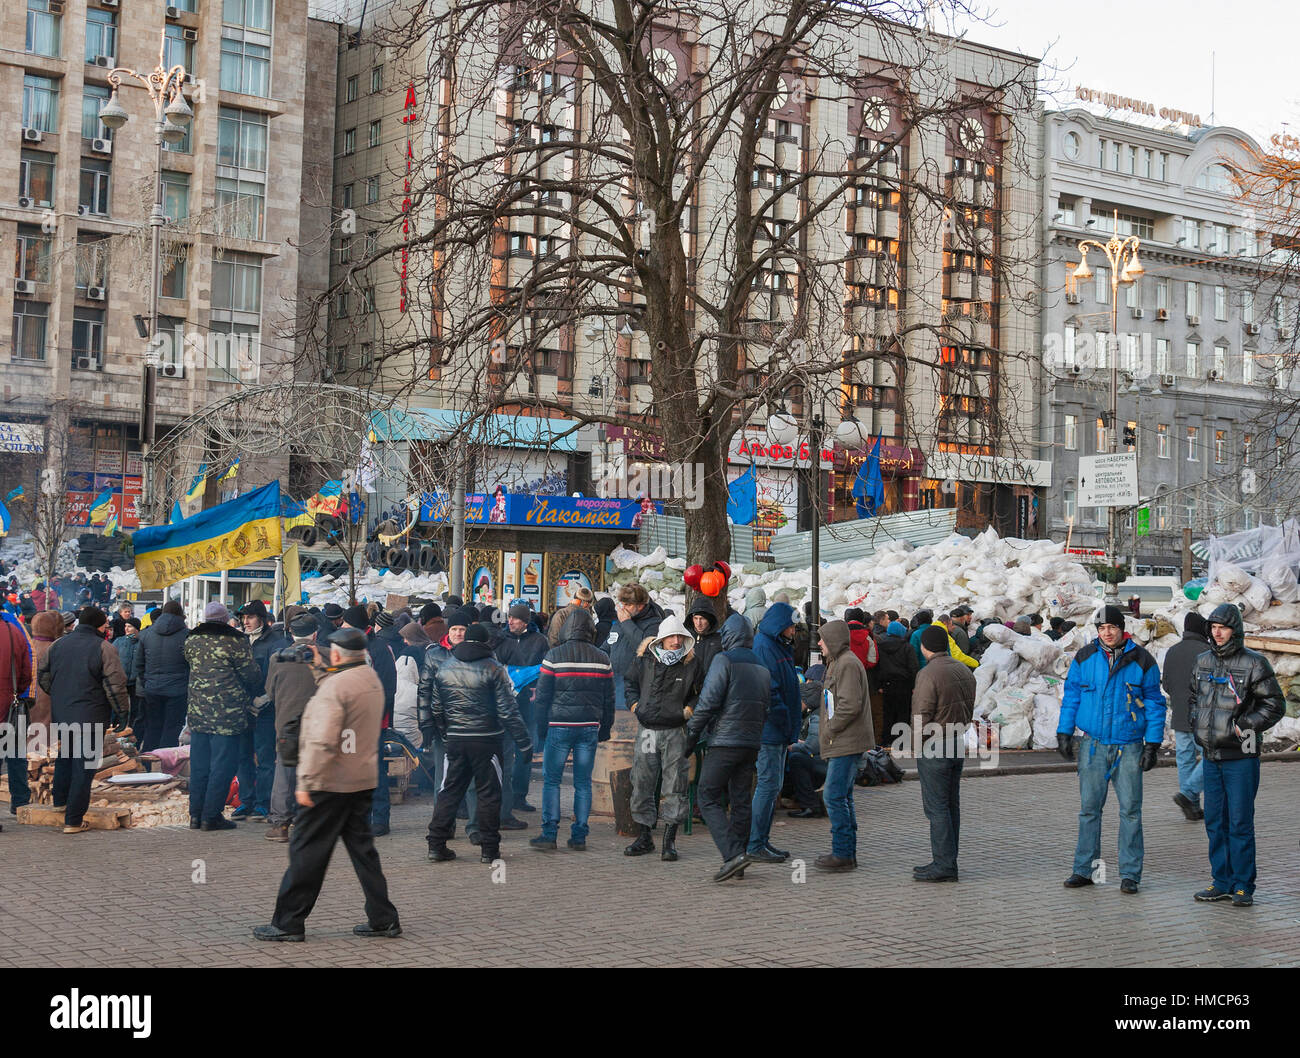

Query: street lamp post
left=95, top=30, right=194, bottom=525
left=1071, top=210, right=1144, bottom=601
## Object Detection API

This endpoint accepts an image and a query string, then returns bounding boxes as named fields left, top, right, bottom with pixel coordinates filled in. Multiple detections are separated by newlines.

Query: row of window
left=1060, top=487, right=1270, bottom=534
left=1062, top=329, right=1266, bottom=382
left=1088, top=136, right=1170, bottom=181
left=341, top=120, right=383, bottom=155
left=1061, top=413, right=1281, bottom=467
left=343, top=66, right=384, bottom=102
left=1079, top=274, right=1277, bottom=324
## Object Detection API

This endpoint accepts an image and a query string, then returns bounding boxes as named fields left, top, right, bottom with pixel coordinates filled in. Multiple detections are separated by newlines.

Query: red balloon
left=699, top=570, right=725, bottom=597
left=683, top=564, right=705, bottom=590
left=714, top=560, right=732, bottom=583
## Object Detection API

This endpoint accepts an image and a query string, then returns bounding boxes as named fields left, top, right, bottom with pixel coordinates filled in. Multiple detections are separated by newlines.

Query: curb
left=895, top=748, right=1300, bottom=781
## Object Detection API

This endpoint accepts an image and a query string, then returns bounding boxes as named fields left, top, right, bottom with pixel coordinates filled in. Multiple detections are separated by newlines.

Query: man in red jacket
left=844, top=609, right=878, bottom=672
left=0, top=614, right=34, bottom=828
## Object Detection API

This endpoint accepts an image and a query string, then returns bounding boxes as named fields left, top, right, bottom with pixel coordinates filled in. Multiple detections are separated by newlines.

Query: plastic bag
left=998, top=717, right=1032, bottom=749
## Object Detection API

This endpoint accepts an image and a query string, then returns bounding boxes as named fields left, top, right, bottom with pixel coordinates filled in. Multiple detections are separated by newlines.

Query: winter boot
left=660, top=824, right=679, bottom=862
left=623, top=824, right=655, bottom=857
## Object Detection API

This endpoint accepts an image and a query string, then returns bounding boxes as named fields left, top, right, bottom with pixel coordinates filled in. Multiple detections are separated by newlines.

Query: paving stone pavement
left=1, top=761, right=1298, bottom=967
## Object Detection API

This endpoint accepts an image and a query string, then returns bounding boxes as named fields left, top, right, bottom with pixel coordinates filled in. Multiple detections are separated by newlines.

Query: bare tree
left=30, top=401, right=78, bottom=597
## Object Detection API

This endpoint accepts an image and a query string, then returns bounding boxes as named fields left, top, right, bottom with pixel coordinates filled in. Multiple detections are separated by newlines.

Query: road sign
left=1137, top=506, right=1150, bottom=537
left=1078, top=452, right=1138, bottom=507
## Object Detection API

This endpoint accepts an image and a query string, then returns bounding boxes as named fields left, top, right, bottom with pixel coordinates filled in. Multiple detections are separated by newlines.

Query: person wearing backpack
left=911, top=625, right=976, bottom=882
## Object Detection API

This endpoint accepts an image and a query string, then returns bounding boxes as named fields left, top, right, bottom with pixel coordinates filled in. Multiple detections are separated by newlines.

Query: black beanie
left=420, top=602, right=442, bottom=622
left=920, top=624, right=949, bottom=654
left=1095, top=605, right=1126, bottom=630
left=342, top=604, right=370, bottom=630
left=1183, top=611, right=1207, bottom=639
left=463, top=624, right=489, bottom=643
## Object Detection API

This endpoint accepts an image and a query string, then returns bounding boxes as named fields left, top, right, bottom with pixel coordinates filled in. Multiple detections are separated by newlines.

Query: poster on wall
left=502, top=552, right=519, bottom=601
left=543, top=552, right=604, bottom=611
left=520, top=552, right=543, bottom=605
left=554, top=569, right=594, bottom=609
left=488, top=485, right=509, bottom=524
left=463, top=549, right=502, bottom=607
left=470, top=566, right=496, bottom=606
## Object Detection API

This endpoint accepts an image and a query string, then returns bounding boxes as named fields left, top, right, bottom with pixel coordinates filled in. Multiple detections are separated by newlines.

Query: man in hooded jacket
left=496, top=602, right=549, bottom=811
left=1162, top=611, right=1209, bottom=821
left=749, top=602, right=802, bottom=862
left=683, top=613, right=769, bottom=881
left=815, top=620, right=876, bottom=871
left=233, top=599, right=289, bottom=822
left=608, top=584, right=666, bottom=710
left=133, top=599, right=189, bottom=752
left=1189, top=604, right=1286, bottom=907
left=875, top=620, right=920, bottom=749
left=623, top=613, right=701, bottom=862
left=687, top=595, right=723, bottom=680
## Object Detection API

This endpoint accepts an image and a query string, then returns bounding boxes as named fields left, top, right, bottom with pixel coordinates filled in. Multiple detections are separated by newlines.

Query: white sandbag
left=1010, top=636, right=1062, bottom=670
left=981, top=623, right=1016, bottom=645
left=1241, top=575, right=1274, bottom=616
left=998, top=717, right=1032, bottom=749
left=1263, top=716, right=1300, bottom=743
left=1212, top=562, right=1253, bottom=596
left=989, top=687, right=1035, bottom=724
left=1259, top=558, right=1300, bottom=604
left=1032, top=693, right=1062, bottom=749
left=1248, top=603, right=1300, bottom=631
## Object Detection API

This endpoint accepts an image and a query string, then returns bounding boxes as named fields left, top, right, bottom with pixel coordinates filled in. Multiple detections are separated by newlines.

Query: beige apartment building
left=2, top=0, right=334, bottom=526
left=326, top=3, right=1046, bottom=539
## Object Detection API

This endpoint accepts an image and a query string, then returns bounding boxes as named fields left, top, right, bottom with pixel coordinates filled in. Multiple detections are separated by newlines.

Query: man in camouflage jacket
left=183, top=602, right=265, bottom=829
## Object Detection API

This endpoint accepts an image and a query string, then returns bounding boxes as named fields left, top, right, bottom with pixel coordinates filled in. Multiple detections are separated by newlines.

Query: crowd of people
left=0, top=573, right=1288, bottom=939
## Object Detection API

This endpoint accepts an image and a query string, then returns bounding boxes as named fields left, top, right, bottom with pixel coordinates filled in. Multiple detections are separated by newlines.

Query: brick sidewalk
left=1, top=763, right=1297, bottom=967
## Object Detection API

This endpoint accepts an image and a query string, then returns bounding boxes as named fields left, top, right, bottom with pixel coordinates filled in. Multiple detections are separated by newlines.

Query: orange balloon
left=699, top=570, right=725, bottom=597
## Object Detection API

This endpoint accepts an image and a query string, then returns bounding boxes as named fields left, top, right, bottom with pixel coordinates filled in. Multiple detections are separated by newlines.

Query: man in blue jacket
left=749, top=602, right=801, bottom=863
left=1057, top=605, right=1166, bottom=894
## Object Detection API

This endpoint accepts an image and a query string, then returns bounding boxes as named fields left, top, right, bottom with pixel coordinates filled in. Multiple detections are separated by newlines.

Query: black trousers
left=698, top=745, right=758, bottom=861
left=271, top=789, right=398, bottom=935
left=52, top=724, right=103, bottom=827
left=787, top=751, right=829, bottom=809
left=427, top=738, right=502, bottom=856
left=141, top=693, right=187, bottom=753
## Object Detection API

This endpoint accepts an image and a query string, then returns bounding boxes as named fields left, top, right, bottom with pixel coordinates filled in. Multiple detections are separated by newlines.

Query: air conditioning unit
left=1065, top=292, right=1081, bottom=304
left=91, top=137, right=112, bottom=154
left=165, top=5, right=180, bottom=17
left=99, top=0, right=119, bottom=8
left=1187, top=314, right=1200, bottom=327
left=14, top=279, right=36, bottom=296
left=1207, top=369, right=1219, bottom=381
left=1246, top=322, right=1261, bottom=335
left=1161, top=374, right=1176, bottom=388
left=86, top=286, right=106, bottom=301
left=162, top=361, right=184, bottom=378
left=1131, top=307, right=1144, bottom=319
left=93, top=56, right=114, bottom=68
left=1279, top=327, right=1294, bottom=340
left=182, top=27, right=198, bottom=42
left=77, top=205, right=89, bottom=216
left=17, top=196, right=34, bottom=209
left=1156, top=308, right=1169, bottom=321
left=76, top=356, right=93, bottom=370
left=22, top=128, right=43, bottom=143
left=49, top=0, right=65, bottom=12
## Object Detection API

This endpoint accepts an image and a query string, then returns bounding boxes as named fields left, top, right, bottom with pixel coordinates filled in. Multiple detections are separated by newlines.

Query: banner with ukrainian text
left=133, top=481, right=282, bottom=591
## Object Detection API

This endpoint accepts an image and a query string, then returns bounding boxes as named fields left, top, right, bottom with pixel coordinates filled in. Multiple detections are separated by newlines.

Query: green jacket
left=183, top=621, right=263, bottom=735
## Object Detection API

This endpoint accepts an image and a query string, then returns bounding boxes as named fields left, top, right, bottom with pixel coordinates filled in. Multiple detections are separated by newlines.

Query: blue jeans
left=541, top=725, right=600, bottom=841
left=513, top=694, right=535, bottom=803
left=1072, top=735, right=1144, bottom=883
left=748, top=743, right=788, bottom=852
left=371, top=735, right=390, bottom=828
left=236, top=708, right=275, bottom=814
left=1174, top=730, right=1204, bottom=804
left=821, top=755, right=858, bottom=859
left=189, top=731, right=241, bottom=822
left=1204, top=756, right=1261, bottom=895
left=916, top=755, right=963, bottom=873
left=2, top=736, right=28, bottom=810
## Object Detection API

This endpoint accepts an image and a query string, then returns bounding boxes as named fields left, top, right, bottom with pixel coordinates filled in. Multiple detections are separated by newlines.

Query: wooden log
left=609, top=767, right=639, bottom=837
left=93, top=760, right=143, bottom=781
left=16, top=804, right=130, bottom=829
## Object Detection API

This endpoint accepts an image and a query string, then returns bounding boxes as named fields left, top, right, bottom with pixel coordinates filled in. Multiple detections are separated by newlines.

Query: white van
left=1092, top=575, right=1182, bottom=611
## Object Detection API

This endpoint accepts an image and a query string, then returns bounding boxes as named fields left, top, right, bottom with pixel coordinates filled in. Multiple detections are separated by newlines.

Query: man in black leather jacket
left=1188, top=603, right=1285, bottom=907
left=422, top=624, right=532, bottom=865
left=682, top=613, right=769, bottom=882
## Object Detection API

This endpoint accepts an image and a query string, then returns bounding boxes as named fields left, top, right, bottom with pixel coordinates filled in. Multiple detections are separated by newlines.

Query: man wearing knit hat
left=1058, top=604, right=1166, bottom=895
left=263, top=614, right=323, bottom=841
left=341, top=605, right=398, bottom=836
left=495, top=602, right=549, bottom=812
left=416, top=606, right=473, bottom=798
left=1162, top=611, right=1209, bottom=821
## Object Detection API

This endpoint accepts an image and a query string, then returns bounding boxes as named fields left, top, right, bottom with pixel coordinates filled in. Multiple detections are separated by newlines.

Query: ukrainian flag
left=171, top=502, right=184, bottom=525
left=89, top=487, right=115, bottom=526
left=4, top=486, right=22, bottom=504
left=0, top=500, right=9, bottom=537
left=219, top=457, right=241, bottom=483
left=307, top=479, right=343, bottom=517
left=282, top=497, right=314, bottom=533
left=103, top=507, right=119, bottom=536
left=134, top=481, right=282, bottom=591
left=183, top=464, right=209, bottom=504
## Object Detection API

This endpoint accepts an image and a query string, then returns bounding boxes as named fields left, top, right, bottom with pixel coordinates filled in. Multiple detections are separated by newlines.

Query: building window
left=26, top=0, right=61, bottom=58
left=1110, top=142, right=1121, bottom=170
left=79, top=158, right=111, bottom=217
left=1186, top=281, right=1199, bottom=316
left=1063, top=483, right=1076, bottom=522
left=1242, top=290, right=1254, bottom=323
left=1143, top=149, right=1153, bottom=178
left=1125, top=277, right=1139, bottom=308
left=1213, top=344, right=1227, bottom=378
left=368, top=119, right=381, bottom=148
left=1157, top=153, right=1168, bottom=180
left=1183, top=494, right=1197, bottom=530
left=12, top=300, right=48, bottom=361
left=335, top=238, right=351, bottom=265
left=220, top=38, right=271, bottom=96
left=1187, top=426, right=1199, bottom=462
left=72, top=307, right=106, bottom=367
left=1196, top=163, right=1237, bottom=195
left=1155, top=278, right=1169, bottom=311
left=85, top=9, right=117, bottom=63
left=209, top=321, right=258, bottom=382
left=223, top=0, right=273, bottom=32
left=370, top=66, right=383, bottom=93
left=1124, top=333, right=1140, bottom=373
left=163, top=121, right=192, bottom=155
left=211, top=251, right=262, bottom=314
left=1242, top=349, right=1255, bottom=385
left=1096, top=138, right=1105, bottom=168
left=1155, top=488, right=1168, bottom=531
left=164, top=23, right=195, bottom=72
left=22, top=75, right=58, bottom=133
left=160, top=246, right=188, bottom=299
left=1215, top=429, right=1227, bottom=464
left=1244, top=433, right=1253, bottom=464
left=217, top=107, right=269, bottom=171
left=216, top=176, right=265, bottom=239
left=340, top=184, right=353, bottom=210
left=1155, top=338, right=1170, bottom=375
left=1064, top=413, right=1077, bottom=451
left=1186, top=341, right=1199, bottom=377
left=1156, top=423, right=1170, bottom=459
left=81, top=85, right=113, bottom=141
left=15, top=225, right=51, bottom=283
left=343, top=128, right=356, bottom=155
left=74, top=234, right=108, bottom=291
left=334, top=291, right=349, bottom=318
left=1214, top=285, right=1228, bottom=321
left=163, top=171, right=190, bottom=222
left=1095, top=417, right=1106, bottom=453
left=1277, top=438, right=1288, bottom=469
left=1127, top=145, right=1138, bottom=174
left=1125, top=420, right=1137, bottom=454
left=1095, top=266, right=1109, bottom=304
left=19, top=151, right=55, bottom=207
left=365, top=176, right=379, bottom=204
left=1064, top=324, right=1076, bottom=368
left=345, top=75, right=358, bottom=103
left=1244, top=507, right=1257, bottom=531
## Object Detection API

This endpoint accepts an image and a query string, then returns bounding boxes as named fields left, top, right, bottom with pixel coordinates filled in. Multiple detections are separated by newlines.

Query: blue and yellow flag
left=4, top=486, right=23, bottom=504
left=307, top=479, right=343, bottom=517
left=0, top=500, right=9, bottom=537
left=219, top=457, right=241, bottom=483
left=171, top=501, right=184, bottom=525
left=89, top=487, right=115, bottom=526
left=183, top=464, right=209, bottom=504
left=103, top=507, right=119, bottom=536
left=282, top=497, right=314, bottom=533
left=134, top=481, right=282, bottom=591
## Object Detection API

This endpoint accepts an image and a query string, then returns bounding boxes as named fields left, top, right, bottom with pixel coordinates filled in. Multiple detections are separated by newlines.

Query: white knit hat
left=651, top=613, right=695, bottom=653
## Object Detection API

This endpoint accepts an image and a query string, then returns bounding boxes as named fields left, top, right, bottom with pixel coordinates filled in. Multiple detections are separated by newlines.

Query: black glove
left=1056, top=732, right=1075, bottom=761
left=1140, top=743, right=1159, bottom=772
left=598, top=727, right=611, bottom=743
left=519, top=742, right=534, bottom=760
left=419, top=725, right=435, bottom=747
left=682, top=734, right=699, bottom=760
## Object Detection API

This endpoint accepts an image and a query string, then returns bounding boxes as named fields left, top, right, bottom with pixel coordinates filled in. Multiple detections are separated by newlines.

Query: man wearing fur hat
left=622, top=613, right=701, bottom=862
left=1057, top=604, right=1166, bottom=895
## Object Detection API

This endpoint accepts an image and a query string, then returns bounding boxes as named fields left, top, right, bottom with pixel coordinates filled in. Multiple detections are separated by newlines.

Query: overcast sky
left=954, top=0, right=1298, bottom=142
